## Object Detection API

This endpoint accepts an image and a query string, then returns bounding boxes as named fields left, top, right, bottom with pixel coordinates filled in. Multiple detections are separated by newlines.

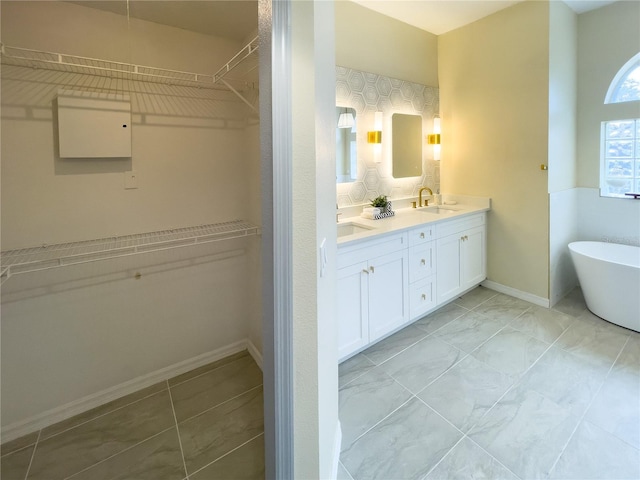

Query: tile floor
left=338, top=286, right=640, bottom=480
left=0, top=350, right=264, bottom=480
left=2, top=287, right=638, bottom=480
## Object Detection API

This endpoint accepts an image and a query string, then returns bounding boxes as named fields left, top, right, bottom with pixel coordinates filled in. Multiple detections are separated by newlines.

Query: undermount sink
left=420, top=206, right=459, bottom=215
left=337, top=222, right=376, bottom=238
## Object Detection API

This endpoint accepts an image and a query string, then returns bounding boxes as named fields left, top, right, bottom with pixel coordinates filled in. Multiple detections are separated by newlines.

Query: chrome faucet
left=419, top=187, right=433, bottom=207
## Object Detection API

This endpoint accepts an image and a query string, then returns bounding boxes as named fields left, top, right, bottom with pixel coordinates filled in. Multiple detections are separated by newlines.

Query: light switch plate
left=319, top=238, right=327, bottom=277
left=125, top=171, right=138, bottom=189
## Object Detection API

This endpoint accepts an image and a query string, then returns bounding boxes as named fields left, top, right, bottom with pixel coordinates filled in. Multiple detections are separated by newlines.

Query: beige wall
left=577, top=0, right=640, bottom=188
left=439, top=1, right=550, bottom=300
left=335, top=1, right=438, bottom=86
left=1, top=1, right=262, bottom=433
left=576, top=0, right=640, bottom=248
left=1, top=1, right=254, bottom=248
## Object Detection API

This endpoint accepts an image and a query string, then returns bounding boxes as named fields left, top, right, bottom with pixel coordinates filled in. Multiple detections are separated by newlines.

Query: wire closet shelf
left=0, top=220, right=261, bottom=283
left=0, top=36, right=258, bottom=92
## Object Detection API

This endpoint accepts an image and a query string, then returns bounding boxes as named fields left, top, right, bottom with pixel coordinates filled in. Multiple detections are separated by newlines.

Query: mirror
left=336, top=107, right=357, bottom=183
left=392, top=113, right=422, bottom=178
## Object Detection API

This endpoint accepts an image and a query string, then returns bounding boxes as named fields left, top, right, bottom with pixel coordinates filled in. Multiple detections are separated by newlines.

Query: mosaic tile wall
left=336, top=66, right=440, bottom=207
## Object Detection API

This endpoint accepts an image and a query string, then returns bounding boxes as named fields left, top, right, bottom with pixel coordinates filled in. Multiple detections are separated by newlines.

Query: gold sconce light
left=367, top=111, right=383, bottom=143
left=367, top=130, right=382, bottom=143
left=427, top=115, right=441, bottom=160
left=368, top=111, right=383, bottom=163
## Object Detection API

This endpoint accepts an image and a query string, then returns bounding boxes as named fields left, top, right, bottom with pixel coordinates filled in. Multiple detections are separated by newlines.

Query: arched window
left=601, top=53, right=640, bottom=198
left=605, top=53, right=640, bottom=104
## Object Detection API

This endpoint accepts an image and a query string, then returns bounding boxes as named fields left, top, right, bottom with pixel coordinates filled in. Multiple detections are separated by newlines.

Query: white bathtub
left=569, top=241, right=640, bottom=332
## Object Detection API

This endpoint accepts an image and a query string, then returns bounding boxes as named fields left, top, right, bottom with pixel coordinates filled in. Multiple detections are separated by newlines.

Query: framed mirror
left=392, top=113, right=422, bottom=178
left=336, top=107, right=357, bottom=183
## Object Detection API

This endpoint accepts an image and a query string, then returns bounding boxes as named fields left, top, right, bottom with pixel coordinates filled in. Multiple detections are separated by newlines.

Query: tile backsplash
left=336, top=66, right=440, bottom=207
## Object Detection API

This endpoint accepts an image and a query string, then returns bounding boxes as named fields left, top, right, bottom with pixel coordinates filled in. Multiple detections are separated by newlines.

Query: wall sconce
left=427, top=115, right=441, bottom=160
left=337, top=108, right=354, bottom=129
left=368, top=111, right=383, bottom=163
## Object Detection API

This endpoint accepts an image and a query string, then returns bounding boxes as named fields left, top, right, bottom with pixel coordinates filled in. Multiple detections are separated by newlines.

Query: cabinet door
left=337, top=261, right=369, bottom=359
left=436, top=233, right=462, bottom=304
left=368, top=249, right=409, bottom=342
left=461, top=225, right=486, bottom=289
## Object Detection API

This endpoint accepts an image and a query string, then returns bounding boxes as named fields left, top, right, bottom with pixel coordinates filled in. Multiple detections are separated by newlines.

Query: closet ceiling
left=67, top=1, right=258, bottom=41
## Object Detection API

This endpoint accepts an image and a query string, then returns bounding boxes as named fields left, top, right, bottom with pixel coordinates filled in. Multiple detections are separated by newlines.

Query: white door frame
left=259, top=0, right=294, bottom=478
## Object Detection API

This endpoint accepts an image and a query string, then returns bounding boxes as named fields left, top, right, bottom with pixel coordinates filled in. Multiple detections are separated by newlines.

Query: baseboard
left=1, top=339, right=255, bottom=444
left=481, top=280, right=550, bottom=308
left=247, top=339, right=264, bottom=370
left=332, top=421, right=343, bottom=480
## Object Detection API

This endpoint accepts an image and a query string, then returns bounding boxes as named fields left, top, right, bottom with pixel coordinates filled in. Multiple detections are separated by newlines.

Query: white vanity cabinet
left=436, top=214, right=486, bottom=305
left=337, top=208, right=487, bottom=361
left=407, top=225, right=437, bottom=319
left=337, top=233, right=409, bottom=359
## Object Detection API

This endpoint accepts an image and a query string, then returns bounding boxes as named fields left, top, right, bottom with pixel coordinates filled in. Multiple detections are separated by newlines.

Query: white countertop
left=337, top=196, right=491, bottom=246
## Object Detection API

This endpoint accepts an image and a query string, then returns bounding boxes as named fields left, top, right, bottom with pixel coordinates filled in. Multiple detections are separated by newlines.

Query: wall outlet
left=125, top=171, right=138, bottom=189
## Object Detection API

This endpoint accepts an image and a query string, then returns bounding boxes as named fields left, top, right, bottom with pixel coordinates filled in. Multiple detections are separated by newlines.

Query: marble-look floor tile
left=418, top=356, right=513, bottom=432
left=379, top=336, right=463, bottom=394
left=1, top=432, right=38, bottom=456
left=434, top=311, right=505, bottom=354
left=28, top=390, right=175, bottom=480
left=341, top=398, right=462, bottom=480
left=190, top=434, right=264, bottom=480
left=339, top=353, right=375, bottom=388
left=472, top=293, right=533, bottom=323
left=0, top=445, right=34, bottom=480
left=509, top=305, right=575, bottom=343
left=41, top=382, right=167, bottom=440
left=471, top=327, right=549, bottom=378
left=612, top=335, right=640, bottom=376
left=453, top=286, right=497, bottom=309
left=469, top=385, right=580, bottom=480
left=425, top=437, right=519, bottom=480
left=555, top=310, right=630, bottom=371
left=68, top=428, right=185, bottom=480
left=168, top=350, right=249, bottom=387
left=179, top=387, right=264, bottom=475
left=414, top=302, right=469, bottom=334
left=170, top=354, right=263, bottom=422
left=549, top=421, right=640, bottom=480
left=585, top=371, right=640, bottom=449
left=339, top=369, right=412, bottom=452
left=519, top=346, right=609, bottom=417
left=362, top=325, right=428, bottom=365
left=337, top=461, right=354, bottom=480
left=552, top=287, right=587, bottom=318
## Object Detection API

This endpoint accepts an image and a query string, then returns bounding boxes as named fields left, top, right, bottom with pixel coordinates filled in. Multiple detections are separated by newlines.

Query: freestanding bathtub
left=569, top=241, right=640, bottom=332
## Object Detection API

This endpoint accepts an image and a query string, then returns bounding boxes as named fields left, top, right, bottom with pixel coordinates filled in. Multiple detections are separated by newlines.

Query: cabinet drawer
left=338, top=233, right=407, bottom=269
left=408, top=225, right=435, bottom=247
left=409, top=276, right=436, bottom=319
left=409, top=244, right=435, bottom=283
left=437, top=213, right=485, bottom=238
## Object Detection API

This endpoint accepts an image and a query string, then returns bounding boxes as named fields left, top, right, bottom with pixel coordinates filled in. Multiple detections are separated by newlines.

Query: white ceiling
left=68, top=0, right=617, bottom=40
left=351, top=0, right=618, bottom=35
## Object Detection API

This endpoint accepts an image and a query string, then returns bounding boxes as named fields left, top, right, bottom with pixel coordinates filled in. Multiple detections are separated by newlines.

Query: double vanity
left=337, top=197, right=490, bottom=361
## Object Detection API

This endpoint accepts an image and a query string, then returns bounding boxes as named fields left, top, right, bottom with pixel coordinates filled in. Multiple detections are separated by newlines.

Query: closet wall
left=1, top=1, right=261, bottom=440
